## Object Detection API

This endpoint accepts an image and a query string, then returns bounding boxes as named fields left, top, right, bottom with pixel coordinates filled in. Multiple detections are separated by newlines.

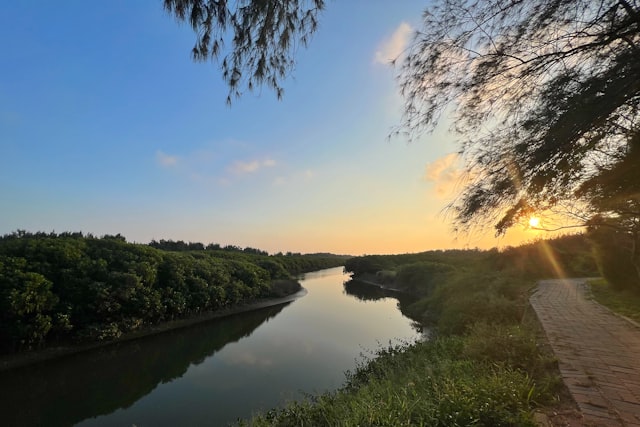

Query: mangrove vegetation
left=0, top=230, right=345, bottom=354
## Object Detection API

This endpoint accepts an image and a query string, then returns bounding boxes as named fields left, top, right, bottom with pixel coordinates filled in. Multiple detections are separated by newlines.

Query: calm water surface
left=0, top=267, right=422, bottom=426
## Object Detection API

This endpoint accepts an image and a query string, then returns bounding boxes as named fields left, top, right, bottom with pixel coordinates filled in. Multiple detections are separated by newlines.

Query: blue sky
left=0, top=1, right=540, bottom=254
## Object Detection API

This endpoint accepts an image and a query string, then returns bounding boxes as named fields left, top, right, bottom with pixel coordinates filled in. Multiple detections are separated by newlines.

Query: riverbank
left=242, top=262, right=569, bottom=425
left=0, top=287, right=307, bottom=372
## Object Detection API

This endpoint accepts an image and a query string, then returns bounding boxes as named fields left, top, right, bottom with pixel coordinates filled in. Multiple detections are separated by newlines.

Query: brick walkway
left=530, top=279, right=640, bottom=426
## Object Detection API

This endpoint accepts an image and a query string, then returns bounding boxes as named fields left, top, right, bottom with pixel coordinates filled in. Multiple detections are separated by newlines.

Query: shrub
left=463, top=322, right=540, bottom=372
left=589, top=228, right=640, bottom=291
left=394, top=261, right=454, bottom=294
left=437, top=292, right=523, bottom=335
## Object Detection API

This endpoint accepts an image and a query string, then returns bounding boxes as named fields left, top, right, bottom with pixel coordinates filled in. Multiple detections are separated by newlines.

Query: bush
left=407, top=271, right=528, bottom=335
left=437, top=292, right=523, bottom=335
left=463, top=322, right=540, bottom=372
left=395, top=261, right=454, bottom=294
left=589, top=228, right=640, bottom=290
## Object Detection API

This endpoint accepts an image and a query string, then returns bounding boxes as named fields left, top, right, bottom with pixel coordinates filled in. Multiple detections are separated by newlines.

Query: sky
left=0, top=1, right=544, bottom=255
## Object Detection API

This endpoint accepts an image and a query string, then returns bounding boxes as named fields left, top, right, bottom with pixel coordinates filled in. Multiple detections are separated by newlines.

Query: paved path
left=530, top=279, right=640, bottom=426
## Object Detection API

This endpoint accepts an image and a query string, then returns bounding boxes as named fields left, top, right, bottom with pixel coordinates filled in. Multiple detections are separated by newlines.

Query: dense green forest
left=0, top=231, right=346, bottom=353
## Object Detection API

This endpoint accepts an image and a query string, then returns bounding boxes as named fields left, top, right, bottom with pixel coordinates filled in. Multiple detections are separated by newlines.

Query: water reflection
left=0, top=304, right=288, bottom=427
left=343, top=279, right=390, bottom=301
left=343, top=280, right=424, bottom=334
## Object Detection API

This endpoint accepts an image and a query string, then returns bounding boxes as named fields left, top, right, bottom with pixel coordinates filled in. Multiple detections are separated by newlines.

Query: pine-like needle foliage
left=164, top=0, right=324, bottom=104
left=397, top=0, right=640, bottom=234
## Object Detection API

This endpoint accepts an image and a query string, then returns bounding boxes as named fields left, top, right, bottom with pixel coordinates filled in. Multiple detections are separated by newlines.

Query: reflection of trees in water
left=0, top=303, right=289, bottom=427
left=342, top=280, right=387, bottom=302
left=343, top=280, right=423, bottom=334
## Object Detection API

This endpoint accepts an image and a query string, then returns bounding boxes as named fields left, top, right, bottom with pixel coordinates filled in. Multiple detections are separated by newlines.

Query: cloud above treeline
left=156, top=150, right=179, bottom=167
left=424, top=153, right=463, bottom=198
left=374, top=22, right=413, bottom=65
left=155, top=146, right=281, bottom=187
left=229, top=158, right=276, bottom=175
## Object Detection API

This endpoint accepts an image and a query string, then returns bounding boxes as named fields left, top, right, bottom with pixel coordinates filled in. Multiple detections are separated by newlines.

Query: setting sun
left=529, top=216, right=541, bottom=228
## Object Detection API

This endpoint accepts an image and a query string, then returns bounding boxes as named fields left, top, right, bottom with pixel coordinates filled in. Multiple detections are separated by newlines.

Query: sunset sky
left=0, top=1, right=543, bottom=255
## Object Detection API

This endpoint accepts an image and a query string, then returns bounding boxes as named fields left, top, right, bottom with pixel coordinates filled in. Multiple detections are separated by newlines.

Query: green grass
left=589, top=278, right=640, bottom=323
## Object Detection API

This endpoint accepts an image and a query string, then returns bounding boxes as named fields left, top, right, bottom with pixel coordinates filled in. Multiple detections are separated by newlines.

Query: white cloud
left=231, top=160, right=260, bottom=174
left=229, top=158, right=277, bottom=175
left=263, top=158, right=276, bottom=168
left=425, top=153, right=464, bottom=198
left=374, top=22, right=413, bottom=65
left=155, top=142, right=279, bottom=187
left=156, top=150, right=179, bottom=167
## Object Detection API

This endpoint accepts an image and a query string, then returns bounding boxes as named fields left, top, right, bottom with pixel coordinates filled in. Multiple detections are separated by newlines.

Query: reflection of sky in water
left=75, top=267, right=420, bottom=427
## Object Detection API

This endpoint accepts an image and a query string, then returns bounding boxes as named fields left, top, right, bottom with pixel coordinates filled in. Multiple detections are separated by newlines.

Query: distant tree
left=243, top=246, right=268, bottom=256
left=164, top=0, right=325, bottom=103
left=102, top=233, right=126, bottom=242
left=187, top=242, right=205, bottom=251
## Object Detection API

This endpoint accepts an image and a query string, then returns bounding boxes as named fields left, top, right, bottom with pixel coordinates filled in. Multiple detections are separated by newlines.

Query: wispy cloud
left=156, top=150, right=179, bottom=167
left=425, top=153, right=464, bottom=198
left=229, top=158, right=277, bottom=175
left=271, top=168, right=315, bottom=186
left=374, top=22, right=413, bottom=65
left=155, top=141, right=280, bottom=187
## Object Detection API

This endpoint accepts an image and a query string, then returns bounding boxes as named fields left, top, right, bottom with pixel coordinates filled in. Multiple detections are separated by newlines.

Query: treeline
left=148, top=239, right=269, bottom=256
left=0, top=231, right=346, bottom=353
left=146, top=238, right=350, bottom=275
left=345, top=233, right=599, bottom=295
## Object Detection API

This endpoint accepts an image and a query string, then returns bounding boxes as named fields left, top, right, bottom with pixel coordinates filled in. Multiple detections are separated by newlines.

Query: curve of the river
left=0, top=267, right=423, bottom=426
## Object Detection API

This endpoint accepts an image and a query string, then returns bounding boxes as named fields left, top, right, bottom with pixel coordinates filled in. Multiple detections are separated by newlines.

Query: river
left=0, top=267, right=423, bottom=426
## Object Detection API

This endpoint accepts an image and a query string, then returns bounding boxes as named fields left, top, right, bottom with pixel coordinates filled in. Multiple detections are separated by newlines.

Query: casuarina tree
left=167, top=0, right=640, bottom=285
left=163, top=0, right=325, bottom=104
